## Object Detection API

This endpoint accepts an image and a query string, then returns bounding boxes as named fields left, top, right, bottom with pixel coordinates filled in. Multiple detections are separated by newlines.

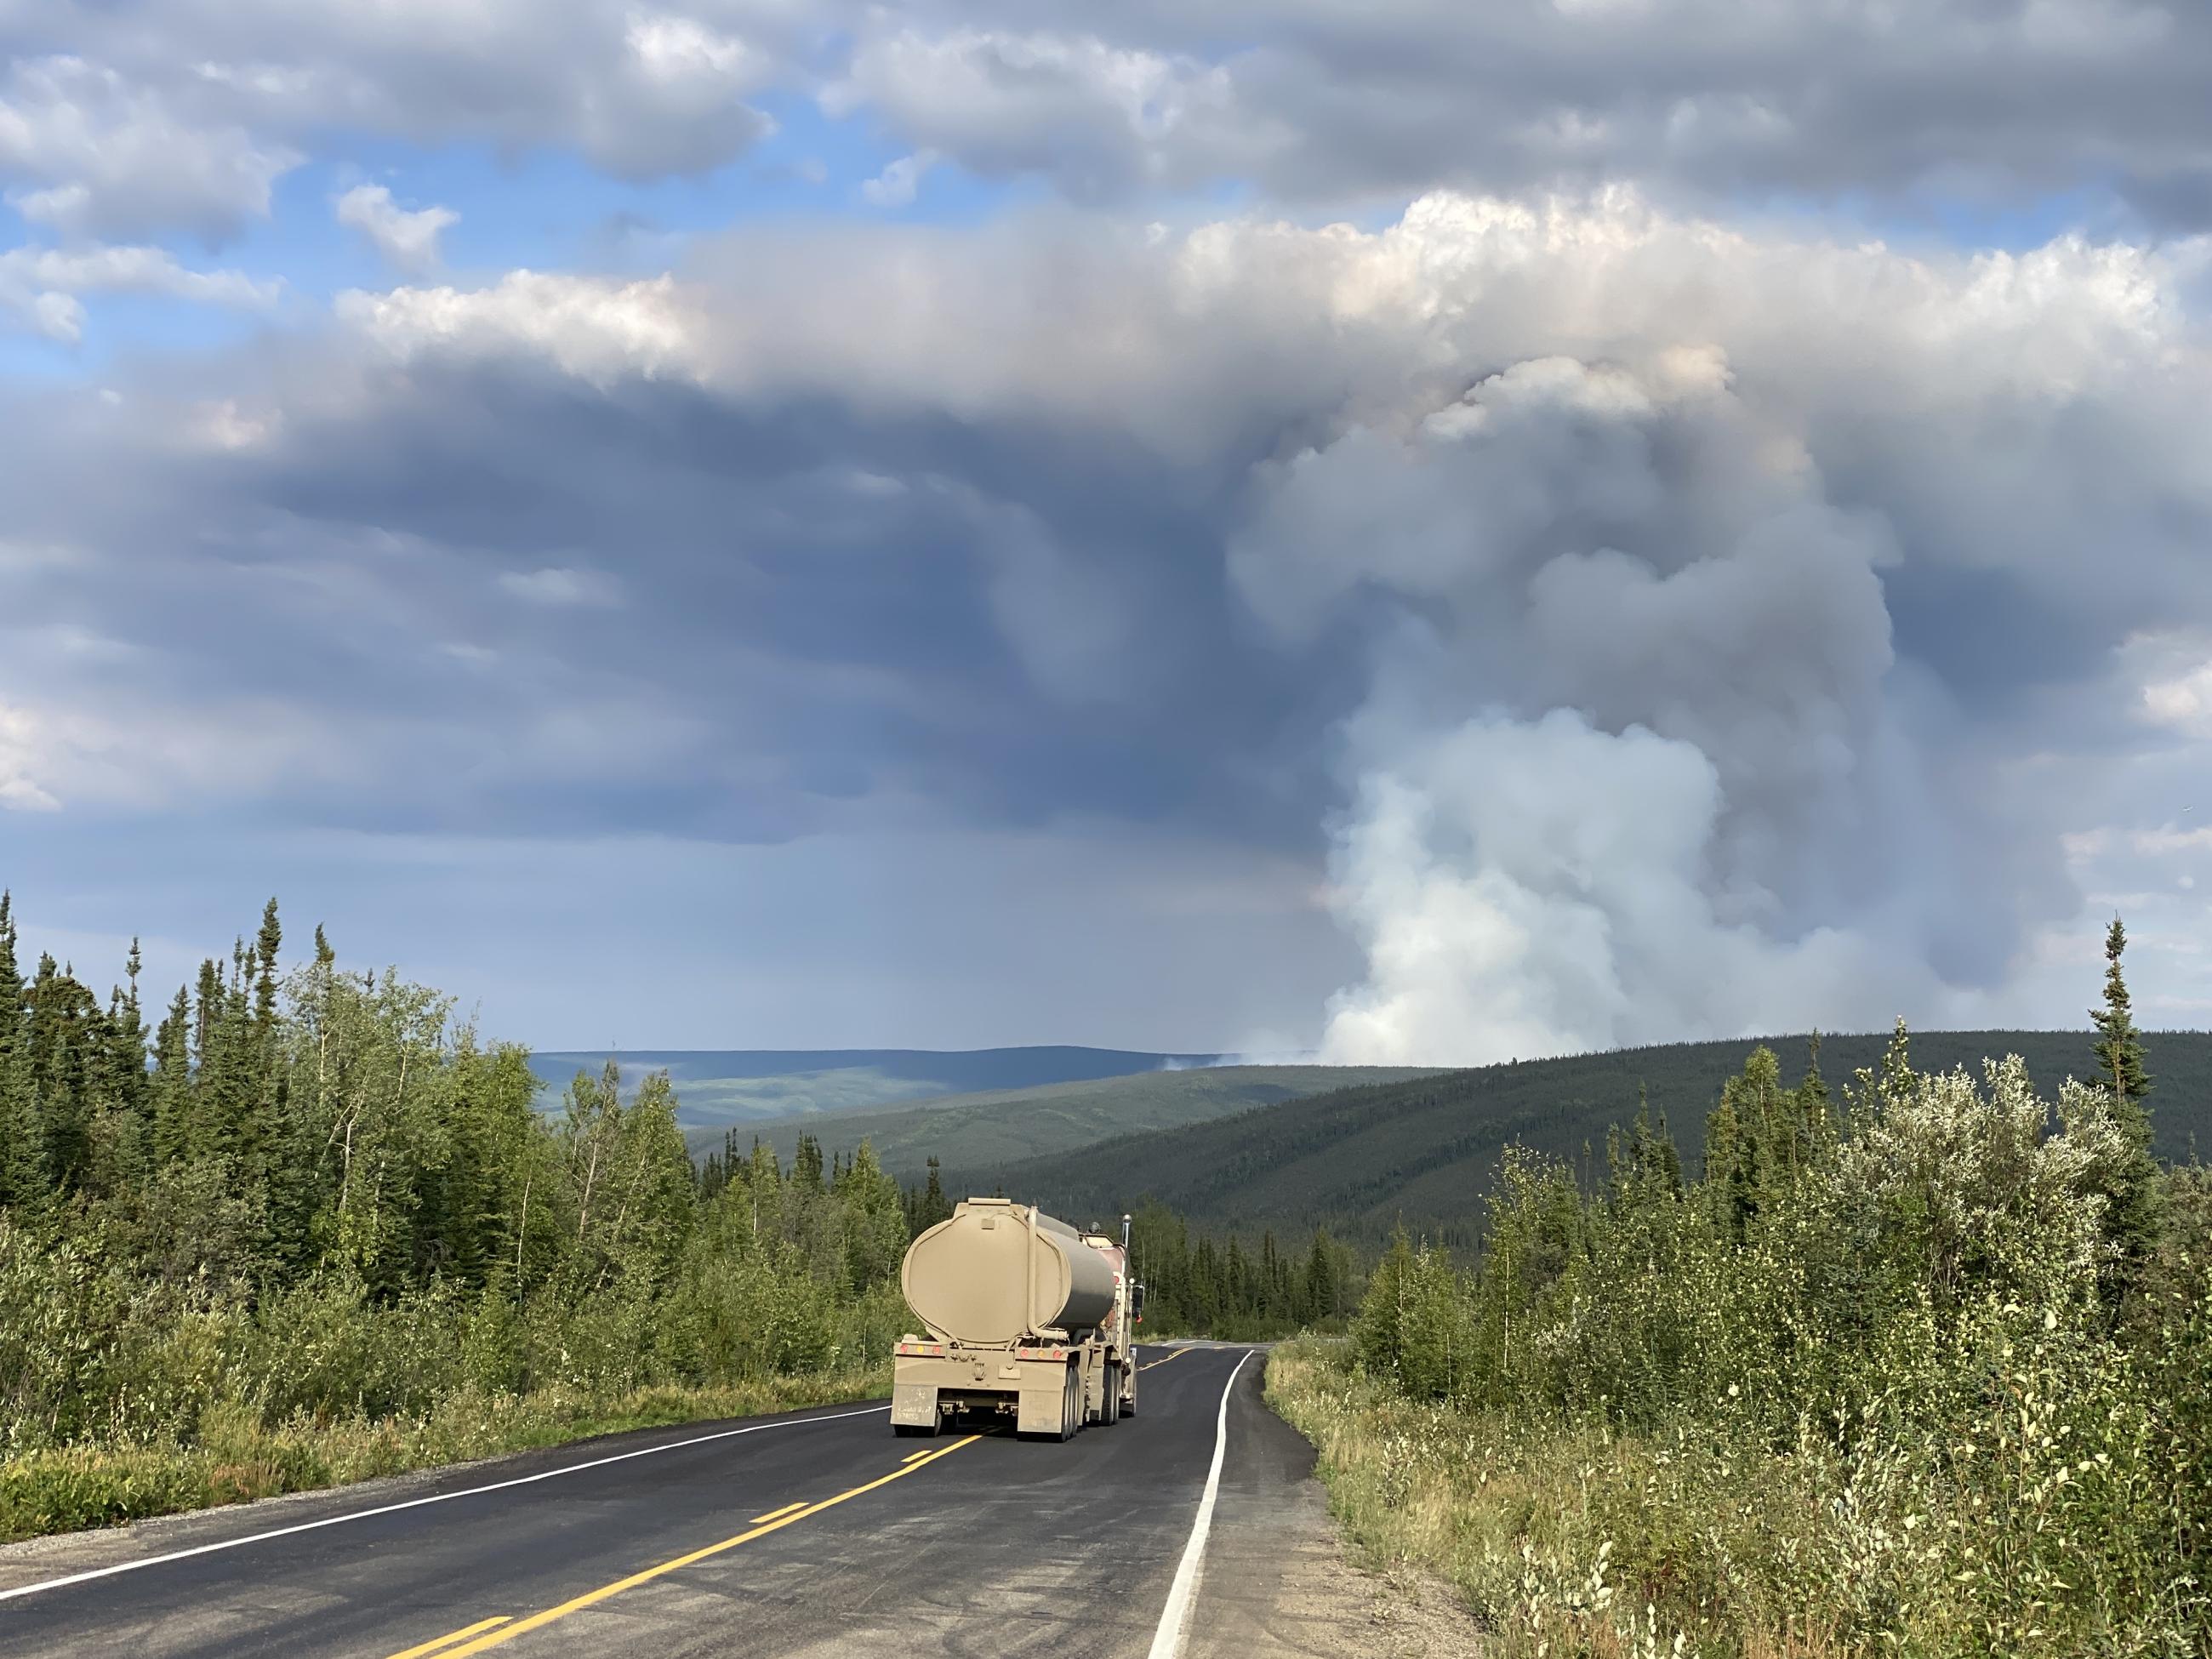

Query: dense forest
left=987, top=1023, right=2212, bottom=1246
left=0, top=894, right=1312, bottom=1538
left=1273, top=921, right=2210, bottom=1656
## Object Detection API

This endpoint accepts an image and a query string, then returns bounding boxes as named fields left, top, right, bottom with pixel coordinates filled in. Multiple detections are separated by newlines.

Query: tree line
left=0, top=895, right=917, bottom=1467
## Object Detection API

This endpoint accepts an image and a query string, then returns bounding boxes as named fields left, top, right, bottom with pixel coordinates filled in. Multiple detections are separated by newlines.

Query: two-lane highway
left=0, top=1345, right=1272, bottom=1659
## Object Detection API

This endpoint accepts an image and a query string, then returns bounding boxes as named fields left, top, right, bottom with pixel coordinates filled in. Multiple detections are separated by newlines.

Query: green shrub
left=1286, top=1036, right=2212, bottom=1656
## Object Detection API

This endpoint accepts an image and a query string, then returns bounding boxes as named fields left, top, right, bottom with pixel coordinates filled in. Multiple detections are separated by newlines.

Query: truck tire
left=1058, top=1367, right=1080, bottom=1442
left=1101, top=1362, right=1121, bottom=1425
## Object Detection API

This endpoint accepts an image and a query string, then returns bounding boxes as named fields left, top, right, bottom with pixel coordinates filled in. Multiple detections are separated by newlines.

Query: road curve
left=0, top=1344, right=1291, bottom=1659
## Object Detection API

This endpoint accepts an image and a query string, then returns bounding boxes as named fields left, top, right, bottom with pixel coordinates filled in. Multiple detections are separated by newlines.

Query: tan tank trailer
left=891, top=1198, right=1142, bottom=1440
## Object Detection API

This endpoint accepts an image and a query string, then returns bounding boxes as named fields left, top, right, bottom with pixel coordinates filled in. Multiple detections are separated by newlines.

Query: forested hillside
left=976, top=1028, right=2212, bottom=1246
left=744, top=1063, right=1440, bottom=1175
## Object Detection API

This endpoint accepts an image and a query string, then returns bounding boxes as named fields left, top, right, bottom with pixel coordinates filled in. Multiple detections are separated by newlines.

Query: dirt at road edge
left=1186, top=1352, right=1483, bottom=1658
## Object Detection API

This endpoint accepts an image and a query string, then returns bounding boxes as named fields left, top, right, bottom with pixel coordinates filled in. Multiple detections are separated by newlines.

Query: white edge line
left=0, top=1404, right=890, bottom=1604
left=1145, top=1348, right=1252, bottom=1659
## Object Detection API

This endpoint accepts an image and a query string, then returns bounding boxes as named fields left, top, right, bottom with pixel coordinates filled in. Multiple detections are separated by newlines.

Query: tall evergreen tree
left=907, top=1154, right=953, bottom=1234
left=254, top=900, right=282, bottom=1031
left=111, top=938, right=149, bottom=1119
left=2090, top=916, right=2162, bottom=1283
left=793, top=1133, right=825, bottom=1194
left=2093, top=917, right=2152, bottom=1105
left=149, top=983, right=194, bottom=1164
left=1303, top=1228, right=1338, bottom=1325
left=0, top=892, right=42, bottom=1206
left=26, top=954, right=101, bottom=1194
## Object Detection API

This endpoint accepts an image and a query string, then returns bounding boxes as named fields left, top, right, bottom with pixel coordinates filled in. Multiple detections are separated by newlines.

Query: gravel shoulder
left=1191, top=1348, right=1483, bottom=1658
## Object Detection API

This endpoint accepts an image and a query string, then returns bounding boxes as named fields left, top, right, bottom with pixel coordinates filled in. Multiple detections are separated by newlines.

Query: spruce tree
left=1706, top=1046, right=1787, bottom=1240
left=0, top=893, right=37, bottom=1206
left=254, top=899, right=282, bottom=1031
left=1302, top=1228, right=1337, bottom=1325
left=26, top=955, right=101, bottom=1194
left=793, top=1133, right=824, bottom=1194
left=0, top=932, right=38, bottom=1208
left=111, top=939, right=148, bottom=1119
left=0, top=893, right=18, bottom=1035
left=913, top=1154, right=951, bottom=1233
left=2093, top=917, right=2152, bottom=1105
left=149, top=984, right=194, bottom=1163
left=2090, top=916, right=2162, bottom=1282
left=0, top=1056, right=38, bottom=1207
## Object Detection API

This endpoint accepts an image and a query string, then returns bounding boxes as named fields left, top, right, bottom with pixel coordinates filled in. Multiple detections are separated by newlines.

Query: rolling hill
left=955, top=1029, right=2212, bottom=1249
left=735, top=1064, right=1442, bottom=1173
left=527, top=1045, right=1222, bottom=1126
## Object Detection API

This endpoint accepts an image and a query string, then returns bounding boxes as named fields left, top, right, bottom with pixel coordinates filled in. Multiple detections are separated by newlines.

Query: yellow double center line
left=1139, top=1346, right=1193, bottom=1373
left=389, top=1616, right=511, bottom=1659
left=387, top=1434, right=979, bottom=1658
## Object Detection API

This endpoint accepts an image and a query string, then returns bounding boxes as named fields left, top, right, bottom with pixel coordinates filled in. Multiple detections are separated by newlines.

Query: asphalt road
left=0, top=1343, right=1308, bottom=1659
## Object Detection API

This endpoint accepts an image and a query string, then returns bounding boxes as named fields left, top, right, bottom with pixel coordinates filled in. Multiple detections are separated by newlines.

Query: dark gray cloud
left=11, top=0, right=2212, bottom=247
left=5, top=195, right=2211, bottom=1052
left=835, top=0, right=2212, bottom=226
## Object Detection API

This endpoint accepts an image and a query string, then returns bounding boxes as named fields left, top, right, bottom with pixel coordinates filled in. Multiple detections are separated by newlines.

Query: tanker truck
left=891, top=1198, right=1141, bottom=1440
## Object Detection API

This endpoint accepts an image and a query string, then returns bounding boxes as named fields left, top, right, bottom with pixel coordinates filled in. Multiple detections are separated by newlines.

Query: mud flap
left=1018, top=1371, right=1068, bottom=1436
left=890, top=1382, right=940, bottom=1428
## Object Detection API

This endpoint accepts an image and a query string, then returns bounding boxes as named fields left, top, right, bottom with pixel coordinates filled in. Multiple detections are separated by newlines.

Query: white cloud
left=0, top=704, right=63, bottom=811
left=2134, top=824, right=2212, bottom=857
left=0, top=55, right=299, bottom=241
left=0, top=242, right=279, bottom=342
left=0, top=8, right=788, bottom=241
left=334, top=183, right=458, bottom=275
left=860, top=149, right=937, bottom=208
left=187, top=397, right=281, bottom=451
left=2144, top=659, right=2212, bottom=738
left=334, top=271, right=698, bottom=384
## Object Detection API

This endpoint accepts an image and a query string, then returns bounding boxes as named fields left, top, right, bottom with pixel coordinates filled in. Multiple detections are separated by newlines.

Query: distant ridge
left=528, top=1045, right=1224, bottom=1124
left=958, top=1028, right=2212, bottom=1249
left=738, top=1064, right=1442, bottom=1172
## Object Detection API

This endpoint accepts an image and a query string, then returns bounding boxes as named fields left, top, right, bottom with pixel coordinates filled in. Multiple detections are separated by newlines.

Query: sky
left=1, top=0, right=2209, bottom=1059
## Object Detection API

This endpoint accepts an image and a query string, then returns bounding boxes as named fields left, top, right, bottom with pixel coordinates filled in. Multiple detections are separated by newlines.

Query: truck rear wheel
left=1058, top=1367, right=1080, bottom=1442
left=1100, top=1362, right=1121, bottom=1425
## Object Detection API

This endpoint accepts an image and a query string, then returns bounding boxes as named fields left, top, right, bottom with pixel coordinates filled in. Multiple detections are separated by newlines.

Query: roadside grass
left=1268, top=1336, right=1857, bottom=1658
left=1269, top=1328, right=2205, bottom=1659
left=0, top=1365, right=887, bottom=1545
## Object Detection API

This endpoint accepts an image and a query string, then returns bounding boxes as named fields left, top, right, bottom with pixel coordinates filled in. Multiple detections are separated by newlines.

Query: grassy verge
left=1268, top=1336, right=1829, bottom=1658
left=0, top=1365, right=887, bottom=1545
left=1268, top=1334, right=2204, bottom=1658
